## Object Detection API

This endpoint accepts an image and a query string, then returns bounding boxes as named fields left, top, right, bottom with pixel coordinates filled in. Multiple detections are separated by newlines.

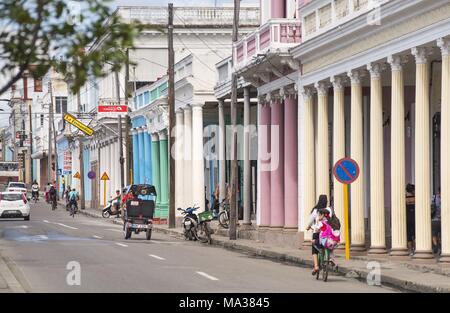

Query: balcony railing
left=233, top=19, right=301, bottom=70
left=118, top=6, right=260, bottom=27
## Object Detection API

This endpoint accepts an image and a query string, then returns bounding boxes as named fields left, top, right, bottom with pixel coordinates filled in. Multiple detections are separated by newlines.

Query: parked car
left=0, top=192, right=31, bottom=220
left=7, top=182, right=27, bottom=194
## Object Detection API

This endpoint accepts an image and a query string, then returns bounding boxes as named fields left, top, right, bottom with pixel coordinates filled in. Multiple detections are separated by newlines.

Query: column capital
left=437, top=38, right=450, bottom=57
left=388, top=55, right=408, bottom=72
left=175, top=108, right=184, bottom=114
left=314, top=81, right=330, bottom=96
left=265, top=93, right=273, bottom=103
left=151, top=133, right=159, bottom=141
left=347, top=69, right=364, bottom=85
left=299, top=86, right=314, bottom=100
left=411, top=47, right=433, bottom=64
left=159, top=129, right=168, bottom=140
left=191, top=102, right=204, bottom=109
left=330, top=76, right=345, bottom=91
left=367, top=62, right=386, bottom=79
left=217, top=99, right=225, bottom=108
left=182, top=105, right=192, bottom=112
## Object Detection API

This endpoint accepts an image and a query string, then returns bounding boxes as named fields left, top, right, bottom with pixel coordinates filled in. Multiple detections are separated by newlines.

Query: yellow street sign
left=64, top=113, right=94, bottom=136
left=73, top=172, right=81, bottom=179
left=100, top=172, right=110, bottom=181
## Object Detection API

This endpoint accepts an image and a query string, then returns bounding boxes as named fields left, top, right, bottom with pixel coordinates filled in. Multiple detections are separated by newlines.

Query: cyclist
left=306, top=194, right=328, bottom=275
left=31, top=180, right=39, bottom=200
left=48, top=183, right=57, bottom=210
left=68, top=188, right=79, bottom=215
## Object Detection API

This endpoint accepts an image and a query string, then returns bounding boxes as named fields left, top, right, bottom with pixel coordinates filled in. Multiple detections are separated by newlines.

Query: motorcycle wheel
left=146, top=229, right=152, bottom=240
left=102, top=211, right=110, bottom=218
left=196, top=222, right=211, bottom=244
left=125, top=228, right=132, bottom=240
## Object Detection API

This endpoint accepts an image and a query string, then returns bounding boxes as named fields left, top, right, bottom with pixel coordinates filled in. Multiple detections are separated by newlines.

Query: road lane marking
left=43, top=220, right=50, bottom=223
left=105, top=229, right=123, bottom=233
left=56, top=223, right=78, bottom=230
left=149, top=254, right=166, bottom=260
left=93, top=235, right=103, bottom=239
left=196, top=271, right=219, bottom=281
left=115, top=243, right=128, bottom=247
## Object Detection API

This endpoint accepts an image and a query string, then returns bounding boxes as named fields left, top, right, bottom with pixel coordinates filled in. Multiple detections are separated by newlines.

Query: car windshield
left=9, top=183, right=26, bottom=189
left=1, top=193, right=23, bottom=201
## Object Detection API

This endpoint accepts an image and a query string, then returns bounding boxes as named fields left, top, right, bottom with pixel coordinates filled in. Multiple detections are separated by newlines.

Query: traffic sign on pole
left=333, top=157, right=360, bottom=261
left=73, top=172, right=81, bottom=179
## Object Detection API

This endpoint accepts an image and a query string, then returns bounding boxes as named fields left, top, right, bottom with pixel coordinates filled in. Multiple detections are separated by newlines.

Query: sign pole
left=104, top=179, right=107, bottom=207
left=344, top=184, right=350, bottom=261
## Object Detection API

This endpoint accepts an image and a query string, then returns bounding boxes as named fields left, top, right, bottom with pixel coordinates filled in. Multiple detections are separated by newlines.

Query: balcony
left=233, top=19, right=301, bottom=73
left=117, top=6, right=260, bottom=27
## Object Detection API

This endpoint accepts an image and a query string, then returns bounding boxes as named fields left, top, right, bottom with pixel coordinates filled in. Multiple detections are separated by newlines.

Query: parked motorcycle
left=102, top=199, right=121, bottom=218
left=178, top=206, right=213, bottom=244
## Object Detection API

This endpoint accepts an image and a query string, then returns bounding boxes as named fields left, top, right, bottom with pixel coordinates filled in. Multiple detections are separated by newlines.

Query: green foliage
left=0, top=0, right=145, bottom=95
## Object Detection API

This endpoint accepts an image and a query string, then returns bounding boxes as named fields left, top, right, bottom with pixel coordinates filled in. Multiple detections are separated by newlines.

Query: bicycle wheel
left=322, top=249, right=329, bottom=282
left=196, top=222, right=211, bottom=244
left=218, top=211, right=229, bottom=229
left=316, top=252, right=322, bottom=280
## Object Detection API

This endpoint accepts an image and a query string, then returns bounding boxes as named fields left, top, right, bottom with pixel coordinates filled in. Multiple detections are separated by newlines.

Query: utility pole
left=125, top=49, right=132, bottom=186
left=229, top=0, right=240, bottom=240
left=77, top=90, right=85, bottom=209
left=168, top=3, right=176, bottom=229
left=115, top=70, right=125, bottom=189
left=48, top=81, right=53, bottom=186
left=28, top=101, right=33, bottom=182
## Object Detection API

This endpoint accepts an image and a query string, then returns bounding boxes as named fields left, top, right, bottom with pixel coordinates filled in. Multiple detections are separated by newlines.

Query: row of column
left=258, top=95, right=298, bottom=230
left=131, top=128, right=169, bottom=212
left=174, top=104, right=205, bottom=214
left=300, top=39, right=450, bottom=261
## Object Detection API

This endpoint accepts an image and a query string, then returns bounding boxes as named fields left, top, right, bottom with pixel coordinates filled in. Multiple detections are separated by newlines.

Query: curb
left=76, top=209, right=450, bottom=293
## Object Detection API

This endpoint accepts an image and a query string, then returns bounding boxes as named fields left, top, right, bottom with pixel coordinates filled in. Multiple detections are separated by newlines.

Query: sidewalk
left=77, top=207, right=450, bottom=293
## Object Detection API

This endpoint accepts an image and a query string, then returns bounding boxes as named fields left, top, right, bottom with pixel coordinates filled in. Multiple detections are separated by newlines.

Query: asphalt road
left=0, top=200, right=398, bottom=293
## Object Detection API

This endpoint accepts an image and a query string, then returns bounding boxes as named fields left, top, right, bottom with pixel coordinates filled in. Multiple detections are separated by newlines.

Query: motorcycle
left=102, top=199, right=121, bottom=218
left=178, top=206, right=213, bottom=244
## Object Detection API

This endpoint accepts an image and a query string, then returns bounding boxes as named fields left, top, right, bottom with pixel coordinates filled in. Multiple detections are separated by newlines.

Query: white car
left=7, top=182, right=27, bottom=194
left=0, top=192, right=31, bottom=220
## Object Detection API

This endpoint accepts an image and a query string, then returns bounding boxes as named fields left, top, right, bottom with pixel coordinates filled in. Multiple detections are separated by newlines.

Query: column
left=151, top=133, right=161, bottom=208
left=110, top=141, right=117, bottom=193
left=218, top=100, right=227, bottom=208
left=388, top=55, right=409, bottom=256
left=315, top=81, right=330, bottom=199
left=143, top=130, right=152, bottom=184
left=300, top=87, right=315, bottom=243
left=191, top=103, right=205, bottom=212
left=331, top=76, right=346, bottom=244
left=284, top=95, right=298, bottom=229
left=243, top=88, right=251, bottom=225
left=99, top=144, right=104, bottom=206
left=138, top=129, right=145, bottom=184
left=347, top=69, right=365, bottom=251
left=183, top=107, right=192, bottom=208
left=438, top=38, right=450, bottom=262
left=259, top=101, right=271, bottom=227
left=271, top=0, right=285, bottom=18
left=159, top=130, right=169, bottom=211
left=270, top=98, right=284, bottom=228
left=175, top=109, right=184, bottom=212
left=367, top=63, right=387, bottom=254
left=106, top=142, right=112, bottom=200
left=412, top=47, right=433, bottom=259
left=132, top=130, right=139, bottom=185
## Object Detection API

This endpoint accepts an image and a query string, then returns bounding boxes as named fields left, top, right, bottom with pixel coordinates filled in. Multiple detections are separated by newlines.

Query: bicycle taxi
left=123, top=184, right=157, bottom=240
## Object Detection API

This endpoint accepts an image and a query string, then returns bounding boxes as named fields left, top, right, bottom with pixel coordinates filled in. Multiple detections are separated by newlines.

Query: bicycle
left=315, top=244, right=338, bottom=282
left=51, top=196, right=57, bottom=211
left=218, top=200, right=230, bottom=229
left=69, top=201, right=77, bottom=217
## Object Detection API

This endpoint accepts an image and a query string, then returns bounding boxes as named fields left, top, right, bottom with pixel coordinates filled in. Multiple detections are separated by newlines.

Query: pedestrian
left=406, top=183, right=415, bottom=256
left=213, top=185, right=220, bottom=215
left=205, top=186, right=210, bottom=211
left=306, top=194, right=328, bottom=275
left=432, top=188, right=441, bottom=254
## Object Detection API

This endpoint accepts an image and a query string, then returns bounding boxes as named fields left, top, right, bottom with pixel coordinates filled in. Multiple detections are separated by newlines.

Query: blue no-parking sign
left=333, top=158, right=360, bottom=185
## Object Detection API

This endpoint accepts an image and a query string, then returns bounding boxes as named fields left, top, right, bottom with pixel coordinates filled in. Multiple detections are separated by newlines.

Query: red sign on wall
left=98, top=105, right=128, bottom=114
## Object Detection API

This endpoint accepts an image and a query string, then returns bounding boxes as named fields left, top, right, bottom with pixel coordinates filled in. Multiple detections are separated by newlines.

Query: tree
left=0, top=0, right=142, bottom=95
